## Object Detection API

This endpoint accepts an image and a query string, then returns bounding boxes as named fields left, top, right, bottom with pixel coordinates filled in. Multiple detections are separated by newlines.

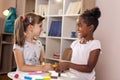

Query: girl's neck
left=80, top=35, right=94, bottom=44
left=25, top=34, right=34, bottom=43
left=80, top=37, right=94, bottom=44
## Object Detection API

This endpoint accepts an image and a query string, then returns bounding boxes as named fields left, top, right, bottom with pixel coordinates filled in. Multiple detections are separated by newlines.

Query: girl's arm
left=39, top=50, right=44, bottom=64
left=14, top=49, right=47, bottom=72
left=58, top=49, right=100, bottom=73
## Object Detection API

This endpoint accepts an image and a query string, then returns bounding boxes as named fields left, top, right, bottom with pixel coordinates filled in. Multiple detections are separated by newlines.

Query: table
left=7, top=71, right=79, bottom=80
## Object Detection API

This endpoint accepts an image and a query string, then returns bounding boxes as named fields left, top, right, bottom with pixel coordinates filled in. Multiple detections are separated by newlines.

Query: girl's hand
left=42, top=63, right=53, bottom=72
left=57, top=62, right=69, bottom=72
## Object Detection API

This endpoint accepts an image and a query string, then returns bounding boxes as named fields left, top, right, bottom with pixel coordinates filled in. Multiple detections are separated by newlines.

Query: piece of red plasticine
left=14, top=74, right=19, bottom=78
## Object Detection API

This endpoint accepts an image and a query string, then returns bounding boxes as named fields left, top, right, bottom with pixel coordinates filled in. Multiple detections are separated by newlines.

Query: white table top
left=7, top=71, right=79, bottom=80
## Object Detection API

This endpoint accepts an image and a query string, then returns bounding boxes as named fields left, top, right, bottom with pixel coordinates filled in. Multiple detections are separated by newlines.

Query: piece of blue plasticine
left=24, top=76, right=32, bottom=80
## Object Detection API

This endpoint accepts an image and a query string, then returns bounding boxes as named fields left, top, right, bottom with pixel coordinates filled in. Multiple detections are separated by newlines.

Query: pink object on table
left=28, top=71, right=44, bottom=75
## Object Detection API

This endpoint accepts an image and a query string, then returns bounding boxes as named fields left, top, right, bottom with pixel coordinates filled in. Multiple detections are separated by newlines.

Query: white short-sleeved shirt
left=70, top=39, right=101, bottom=80
left=13, top=40, right=43, bottom=66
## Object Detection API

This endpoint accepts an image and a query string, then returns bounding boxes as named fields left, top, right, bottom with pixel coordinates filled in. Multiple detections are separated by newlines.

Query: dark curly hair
left=80, top=7, right=101, bottom=32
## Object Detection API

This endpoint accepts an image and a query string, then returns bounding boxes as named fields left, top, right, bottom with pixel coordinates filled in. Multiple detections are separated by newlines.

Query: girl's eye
left=39, top=24, right=42, bottom=28
left=77, top=23, right=82, bottom=27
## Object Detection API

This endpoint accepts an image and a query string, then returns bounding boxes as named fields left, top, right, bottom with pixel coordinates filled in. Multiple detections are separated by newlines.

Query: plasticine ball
left=14, top=74, right=19, bottom=78
left=52, top=64, right=58, bottom=68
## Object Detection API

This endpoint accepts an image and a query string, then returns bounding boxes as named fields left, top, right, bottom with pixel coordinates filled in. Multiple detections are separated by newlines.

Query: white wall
left=95, top=0, right=120, bottom=80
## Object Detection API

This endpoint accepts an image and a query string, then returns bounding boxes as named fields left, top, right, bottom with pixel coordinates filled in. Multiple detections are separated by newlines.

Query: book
left=66, top=1, right=82, bottom=14
left=48, top=21, right=62, bottom=37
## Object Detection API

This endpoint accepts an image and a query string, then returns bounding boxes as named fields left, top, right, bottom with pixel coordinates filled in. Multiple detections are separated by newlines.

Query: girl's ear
left=28, top=24, right=34, bottom=32
left=89, top=25, right=94, bottom=32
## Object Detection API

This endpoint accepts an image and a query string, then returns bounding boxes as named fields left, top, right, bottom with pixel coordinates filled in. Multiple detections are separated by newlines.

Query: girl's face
left=33, top=22, right=43, bottom=36
left=76, top=17, right=92, bottom=39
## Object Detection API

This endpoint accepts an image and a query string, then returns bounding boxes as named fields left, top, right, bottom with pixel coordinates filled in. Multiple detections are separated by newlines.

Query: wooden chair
left=62, top=48, right=72, bottom=61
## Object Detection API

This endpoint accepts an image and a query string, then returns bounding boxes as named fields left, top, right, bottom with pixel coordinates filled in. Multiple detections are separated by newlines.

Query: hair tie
left=29, top=17, right=32, bottom=23
left=22, top=16, right=26, bottom=21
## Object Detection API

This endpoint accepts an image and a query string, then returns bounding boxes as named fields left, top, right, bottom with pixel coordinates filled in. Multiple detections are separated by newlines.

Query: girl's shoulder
left=71, top=39, right=80, bottom=48
left=34, top=40, right=43, bottom=47
left=13, top=44, right=24, bottom=51
left=90, top=39, right=102, bottom=51
left=73, top=39, right=80, bottom=43
left=35, top=40, right=42, bottom=45
left=91, top=39, right=101, bottom=45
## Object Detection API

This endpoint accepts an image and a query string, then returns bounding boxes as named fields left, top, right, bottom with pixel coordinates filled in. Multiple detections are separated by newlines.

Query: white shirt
left=13, top=40, right=43, bottom=66
left=70, top=39, right=101, bottom=80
